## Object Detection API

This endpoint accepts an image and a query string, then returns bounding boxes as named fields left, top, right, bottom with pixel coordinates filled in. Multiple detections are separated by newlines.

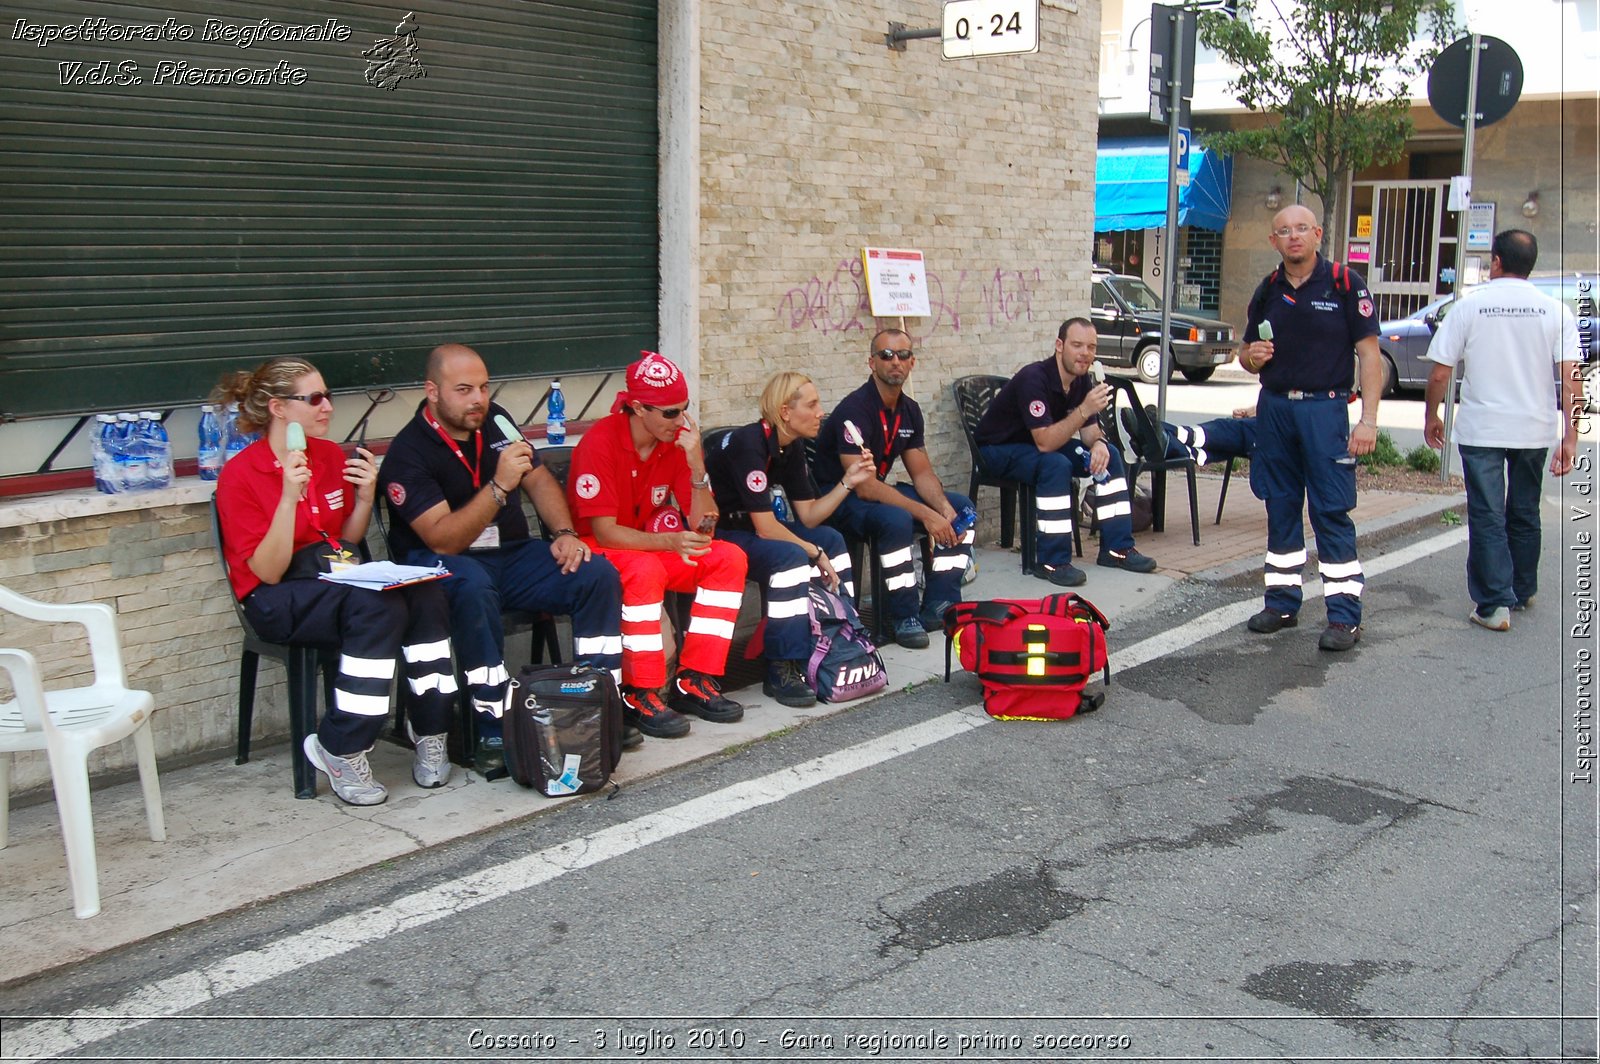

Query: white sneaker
left=303, top=735, right=388, bottom=806
left=1469, top=606, right=1511, bottom=632
left=406, top=722, right=452, bottom=789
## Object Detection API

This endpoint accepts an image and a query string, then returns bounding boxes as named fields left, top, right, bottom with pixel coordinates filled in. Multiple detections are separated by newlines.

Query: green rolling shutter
left=0, top=0, right=658, bottom=419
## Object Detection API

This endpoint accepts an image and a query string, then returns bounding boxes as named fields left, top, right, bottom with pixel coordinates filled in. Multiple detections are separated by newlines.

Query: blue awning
left=1095, top=137, right=1233, bottom=233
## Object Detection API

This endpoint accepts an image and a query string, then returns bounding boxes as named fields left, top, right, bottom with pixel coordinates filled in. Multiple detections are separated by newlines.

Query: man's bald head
left=1271, top=204, right=1319, bottom=234
left=1269, top=204, right=1322, bottom=270
left=425, top=342, right=483, bottom=385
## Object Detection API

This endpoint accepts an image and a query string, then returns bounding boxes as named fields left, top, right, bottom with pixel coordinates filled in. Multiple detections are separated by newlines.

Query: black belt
left=1271, top=388, right=1349, bottom=401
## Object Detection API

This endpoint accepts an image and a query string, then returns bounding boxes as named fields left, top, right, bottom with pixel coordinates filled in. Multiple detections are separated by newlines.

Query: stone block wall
left=694, top=0, right=1105, bottom=487
left=0, top=486, right=271, bottom=794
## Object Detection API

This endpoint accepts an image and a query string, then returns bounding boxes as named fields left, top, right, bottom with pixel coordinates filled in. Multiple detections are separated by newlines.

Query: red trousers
left=583, top=539, right=748, bottom=689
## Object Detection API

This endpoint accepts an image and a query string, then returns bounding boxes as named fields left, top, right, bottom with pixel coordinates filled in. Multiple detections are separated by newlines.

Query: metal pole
left=1156, top=6, right=1184, bottom=423
left=1441, top=33, right=1481, bottom=484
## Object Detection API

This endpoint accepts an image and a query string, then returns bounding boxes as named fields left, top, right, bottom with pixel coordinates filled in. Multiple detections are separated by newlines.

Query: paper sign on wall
left=862, top=247, right=931, bottom=317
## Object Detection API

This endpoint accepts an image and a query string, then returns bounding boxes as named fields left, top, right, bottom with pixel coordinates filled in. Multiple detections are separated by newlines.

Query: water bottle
left=117, top=412, right=148, bottom=491
left=951, top=504, right=978, bottom=536
left=142, top=412, right=172, bottom=489
left=92, top=414, right=117, bottom=493
left=545, top=379, right=566, bottom=445
left=197, top=405, right=223, bottom=481
left=770, top=485, right=790, bottom=524
left=223, top=403, right=253, bottom=465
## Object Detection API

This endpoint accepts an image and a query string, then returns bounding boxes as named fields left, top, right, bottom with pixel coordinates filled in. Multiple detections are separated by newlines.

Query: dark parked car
left=1090, top=270, right=1238, bottom=383
left=1377, top=272, right=1597, bottom=394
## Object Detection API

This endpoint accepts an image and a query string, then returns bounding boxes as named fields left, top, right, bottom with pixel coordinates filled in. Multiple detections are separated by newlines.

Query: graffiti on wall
left=777, top=258, right=1042, bottom=339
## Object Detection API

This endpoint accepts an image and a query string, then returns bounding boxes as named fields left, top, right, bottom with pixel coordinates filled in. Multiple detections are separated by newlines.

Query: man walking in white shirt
left=1424, top=229, right=1583, bottom=631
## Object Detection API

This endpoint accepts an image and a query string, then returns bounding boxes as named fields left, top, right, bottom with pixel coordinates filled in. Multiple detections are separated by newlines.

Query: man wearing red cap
left=567, top=352, right=749, bottom=737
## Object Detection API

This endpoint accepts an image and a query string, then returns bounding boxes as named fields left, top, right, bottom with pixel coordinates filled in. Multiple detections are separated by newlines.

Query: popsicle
left=842, top=419, right=867, bottom=449
left=285, top=422, right=306, bottom=452
left=493, top=414, right=522, bottom=442
left=1258, top=321, right=1274, bottom=341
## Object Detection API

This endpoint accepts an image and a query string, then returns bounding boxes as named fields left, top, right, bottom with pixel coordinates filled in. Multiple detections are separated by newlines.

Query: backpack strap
left=1039, top=592, right=1111, bottom=631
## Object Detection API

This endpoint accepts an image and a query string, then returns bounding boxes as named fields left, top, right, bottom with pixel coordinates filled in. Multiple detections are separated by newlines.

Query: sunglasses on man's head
left=642, top=404, right=685, bottom=419
left=873, top=349, right=915, bottom=362
left=278, top=391, right=333, bottom=407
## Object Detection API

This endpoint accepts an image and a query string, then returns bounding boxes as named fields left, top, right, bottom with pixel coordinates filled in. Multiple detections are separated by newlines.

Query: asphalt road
left=3, top=505, right=1596, bottom=1063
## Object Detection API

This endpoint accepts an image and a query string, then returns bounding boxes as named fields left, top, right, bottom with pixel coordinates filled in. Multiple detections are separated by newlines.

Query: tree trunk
left=1323, top=175, right=1348, bottom=267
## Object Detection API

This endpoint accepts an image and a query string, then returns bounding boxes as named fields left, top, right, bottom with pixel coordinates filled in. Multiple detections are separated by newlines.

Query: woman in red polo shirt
left=214, top=358, right=457, bottom=806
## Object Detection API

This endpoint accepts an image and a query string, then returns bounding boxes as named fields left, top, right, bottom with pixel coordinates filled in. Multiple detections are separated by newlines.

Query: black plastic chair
left=1101, top=377, right=1201, bottom=546
left=949, top=375, right=1072, bottom=570
left=210, top=497, right=337, bottom=800
left=1216, top=457, right=1238, bottom=525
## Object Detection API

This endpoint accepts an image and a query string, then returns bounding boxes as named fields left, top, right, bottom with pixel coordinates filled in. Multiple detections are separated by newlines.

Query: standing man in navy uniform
left=974, top=317, right=1158, bottom=586
left=1239, top=205, right=1383, bottom=652
left=814, top=328, right=975, bottom=648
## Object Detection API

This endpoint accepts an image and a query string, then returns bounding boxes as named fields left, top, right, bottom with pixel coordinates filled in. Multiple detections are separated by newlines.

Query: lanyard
left=875, top=409, right=901, bottom=480
left=423, top=406, right=484, bottom=488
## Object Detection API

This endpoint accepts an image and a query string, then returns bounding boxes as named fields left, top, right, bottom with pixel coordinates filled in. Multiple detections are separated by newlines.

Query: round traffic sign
left=1428, top=35, right=1523, bottom=128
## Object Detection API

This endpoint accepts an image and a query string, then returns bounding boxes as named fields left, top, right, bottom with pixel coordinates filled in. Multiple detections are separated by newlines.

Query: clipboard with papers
left=317, top=561, right=450, bottom=591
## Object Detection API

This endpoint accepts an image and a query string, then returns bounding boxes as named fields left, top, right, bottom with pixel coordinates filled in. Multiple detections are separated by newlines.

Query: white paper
left=317, top=560, right=449, bottom=590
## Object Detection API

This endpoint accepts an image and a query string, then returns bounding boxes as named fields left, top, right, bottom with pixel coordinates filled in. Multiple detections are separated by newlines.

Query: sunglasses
left=278, top=391, right=333, bottom=407
left=873, top=349, right=915, bottom=362
left=642, top=404, right=685, bottom=419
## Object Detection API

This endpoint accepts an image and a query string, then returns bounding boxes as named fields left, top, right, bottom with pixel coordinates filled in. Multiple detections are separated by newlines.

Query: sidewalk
left=0, top=472, right=1461, bottom=987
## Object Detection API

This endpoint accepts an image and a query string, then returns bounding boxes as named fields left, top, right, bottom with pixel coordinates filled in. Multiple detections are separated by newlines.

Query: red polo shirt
left=566, top=411, right=692, bottom=536
left=215, top=436, right=352, bottom=600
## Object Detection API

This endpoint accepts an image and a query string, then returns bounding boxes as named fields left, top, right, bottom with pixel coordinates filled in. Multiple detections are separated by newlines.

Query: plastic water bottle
left=545, top=379, right=566, bottom=445
left=142, top=412, right=172, bottom=489
left=117, top=412, right=148, bottom=491
left=952, top=504, right=978, bottom=536
left=197, top=405, right=223, bottom=481
left=770, top=485, right=790, bottom=524
left=223, top=403, right=253, bottom=465
left=92, top=414, right=117, bottom=493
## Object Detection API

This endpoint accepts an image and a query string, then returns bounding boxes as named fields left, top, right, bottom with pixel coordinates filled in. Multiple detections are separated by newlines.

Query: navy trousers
left=717, top=524, right=852, bottom=662
left=1250, top=389, right=1362, bottom=626
left=826, top=484, right=973, bottom=622
left=243, top=578, right=456, bottom=756
left=978, top=440, right=1136, bottom=567
left=403, top=538, right=622, bottom=738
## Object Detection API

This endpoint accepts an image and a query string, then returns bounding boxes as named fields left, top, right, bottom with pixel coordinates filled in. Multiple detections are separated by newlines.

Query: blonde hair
left=759, top=371, right=814, bottom=427
left=210, top=358, right=318, bottom=434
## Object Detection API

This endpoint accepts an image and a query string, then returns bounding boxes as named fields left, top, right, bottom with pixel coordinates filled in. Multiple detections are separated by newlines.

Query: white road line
left=1112, top=526, right=1468, bottom=672
left=5, top=710, right=988, bottom=1063
left=6, top=527, right=1471, bottom=1062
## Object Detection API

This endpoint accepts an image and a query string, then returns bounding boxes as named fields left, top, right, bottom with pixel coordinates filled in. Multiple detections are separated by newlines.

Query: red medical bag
left=941, top=594, right=1110, bottom=720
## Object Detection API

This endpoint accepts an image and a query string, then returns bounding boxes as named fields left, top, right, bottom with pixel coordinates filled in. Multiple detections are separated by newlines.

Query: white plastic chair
left=0, top=585, right=165, bottom=919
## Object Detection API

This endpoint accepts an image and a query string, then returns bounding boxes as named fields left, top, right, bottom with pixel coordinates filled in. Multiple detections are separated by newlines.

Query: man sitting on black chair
left=975, top=317, right=1158, bottom=586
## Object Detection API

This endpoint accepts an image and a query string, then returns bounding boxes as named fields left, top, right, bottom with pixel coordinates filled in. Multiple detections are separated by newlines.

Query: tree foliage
left=1198, top=0, right=1457, bottom=257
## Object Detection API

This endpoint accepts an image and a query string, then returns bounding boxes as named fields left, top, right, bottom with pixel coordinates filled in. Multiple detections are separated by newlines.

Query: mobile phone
left=697, top=514, right=717, bottom=534
left=1333, top=453, right=1358, bottom=466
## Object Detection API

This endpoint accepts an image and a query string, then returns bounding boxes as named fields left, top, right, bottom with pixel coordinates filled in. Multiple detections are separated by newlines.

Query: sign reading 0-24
left=941, top=0, right=1039, bottom=59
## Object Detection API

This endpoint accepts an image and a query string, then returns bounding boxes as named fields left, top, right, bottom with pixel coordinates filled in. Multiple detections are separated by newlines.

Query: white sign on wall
left=861, top=247, right=931, bottom=316
left=941, top=0, right=1039, bottom=59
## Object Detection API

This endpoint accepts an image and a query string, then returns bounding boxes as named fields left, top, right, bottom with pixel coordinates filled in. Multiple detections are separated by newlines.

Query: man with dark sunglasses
left=379, top=343, right=625, bottom=773
left=813, top=328, right=975, bottom=648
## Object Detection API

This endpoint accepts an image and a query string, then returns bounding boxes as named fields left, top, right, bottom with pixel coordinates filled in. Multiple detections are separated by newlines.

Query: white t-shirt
left=1426, top=277, right=1579, bottom=449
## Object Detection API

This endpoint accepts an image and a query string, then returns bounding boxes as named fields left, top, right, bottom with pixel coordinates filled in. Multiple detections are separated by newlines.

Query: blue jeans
left=1458, top=445, right=1547, bottom=611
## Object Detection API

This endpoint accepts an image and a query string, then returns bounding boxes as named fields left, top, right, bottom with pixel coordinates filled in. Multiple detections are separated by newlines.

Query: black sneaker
left=1038, top=563, right=1086, bottom=587
left=1098, top=548, right=1158, bottom=573
left=889, top=616, right=929, bottom=649
left=763, top=659, right=817, bottom=708
left=1246, top=608, right=1297, bottom=634
left=1318, top=623, right=1361, bottom=652
left=621, top=724, right=644, bottom=750
left=670, top=669, right=745, bottom=723
left=919, top=600, right=955, bottom=635
left=621, top=686, right=691, bottom=738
